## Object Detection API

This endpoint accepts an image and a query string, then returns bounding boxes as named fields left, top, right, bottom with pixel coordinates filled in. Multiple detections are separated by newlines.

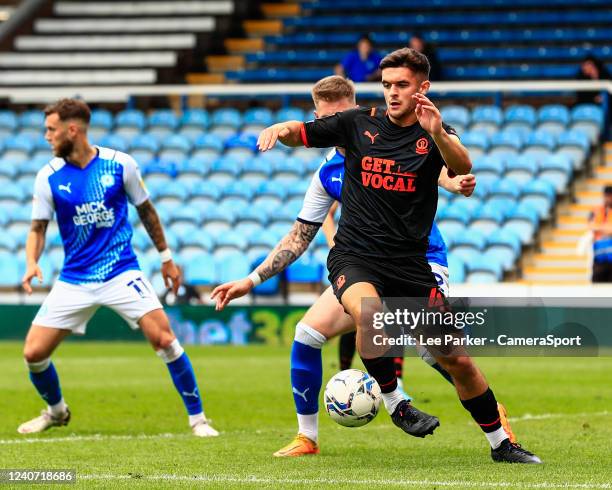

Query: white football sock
left=382, top=388, right=405, bottom=414
left=486, top=427, right=509, bottom=449
left=189, top=412, right=206, bottom=427
left=48, top=398, right=67, bottom=417
left=297, top=413, right=318, bottom=443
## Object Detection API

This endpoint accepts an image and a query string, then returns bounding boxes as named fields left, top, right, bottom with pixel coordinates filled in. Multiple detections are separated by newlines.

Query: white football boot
left=17, top=407, right=71, bottom=434
left=192, top=419, right=219, bottom=437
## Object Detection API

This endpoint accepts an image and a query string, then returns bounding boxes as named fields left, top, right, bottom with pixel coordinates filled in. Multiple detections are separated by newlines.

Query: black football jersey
left=301, top=106, right=457, bottom=258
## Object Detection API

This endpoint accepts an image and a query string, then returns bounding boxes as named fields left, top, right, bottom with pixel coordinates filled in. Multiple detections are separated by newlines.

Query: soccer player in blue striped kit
left=18, top=98, right=218, bottom=437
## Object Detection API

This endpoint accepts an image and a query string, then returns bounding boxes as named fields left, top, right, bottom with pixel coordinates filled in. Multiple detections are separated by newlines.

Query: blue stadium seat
left=485, top=228, right=522, bottom=271
left=286, top=253, right=324, bottom=284
left=129, top=133, right=160, bottom=161
left=235, top=222, right=264, bottom=237
left=2, top=135, right=33, bottom=161
left=159, top=135, right=192, bottom=162
left=192, top=133, right=224, bottom=159
left=209, top=156, right=243, bottom=185
left=98, top=134, right=129, bottom=153
left=452, top=229, right=486, bottom=256
left=202, top=207, right=235, bottom=232
left=19, top=110, right=44, bottom=130
left=0, top=183, right=23, bottom=204
left=503, top=202, right=540, bottom=245
left=0, top=233, right=17, bottom=253
left=176, top=156, right=210, bottom=177
left=214, top=230, right=249, bottom=254
left=538, top=153, right=573, bottom=193
left=115, top=109, right=146, bottom=139
left=0, top=252, right=21, bottom=286
left=211, top=108, right=243, bottom=129
left=170, top=206, right=202, bottom=226
left=504, top=154, right=539, bottom=186
left=0, top=111, right=18, bottom=133
left=225, top=133, right=257, bottom=153
left=180, top=108, right=210, bottom=131
left=143, top=159, right=176, bottom=180
left=473, top=156, right=505, bottom=185
left=215, top=252, right=250, bottom=283
left=440, top=105, right=470, bottom=133
left=185, top=252, right=215, bottom=286
left=90, top=109, right=113, bottom=131
left=525, top=130, right=556, bottom=152
left=556, top=130, right=590, bottom=169
left=0, top=160, right=17, bottom=180
left=488, top=178, right=521, bottom=200
left=286, top=180, right=311, bottom=199
left=255, top=181, right=288, bottom=201
left=243, top=107, right=274, bottom=127
left=461, top=131, right=489, bottom=155
left=570, top=104, right=603, bottom=143
left=490, top=130, right=523, bottom=152
left=222, top=181, right=255, bottom=201
left=447, top=254, right=466, bottom=283
left=148, top=110, right=179, bottom=137
left=469, top=205, right=505, bottom=235
left=276, top=107, right=306, bottom=123
left=131, top=228, right=150, bottom=253
left=189, top=181, right=222, bottom=205
left=466, top=256, right=503, bottom=284
left=179, top=229, right=215, bottom=252
left=235, top=206, right=268, bottom=226
left=504, top=105, right=537, bottom=133
left=273, top=156, right=304, bottom=178
left=437, top=206, right=471, bottom=237
left=520, top=179, right=555, bottom=219
left=536, top=104, right=570, bottom=136
left=470, top=105, right=503, bottom=136
left=241, top=155, right=273, bottom=180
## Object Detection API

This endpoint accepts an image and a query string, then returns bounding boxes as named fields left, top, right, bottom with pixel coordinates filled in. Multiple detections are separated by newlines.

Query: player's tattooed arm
left=136, top=200, right=168, bottom=251
left=256, top=221, right=320, bottom=281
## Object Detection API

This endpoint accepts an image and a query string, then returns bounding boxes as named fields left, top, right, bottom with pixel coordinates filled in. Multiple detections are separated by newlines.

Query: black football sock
left=339, top=331, right=356, bottom=371
left=360, top=356, right=397, bottom=393
left=460, top=387, right=508, bottom=448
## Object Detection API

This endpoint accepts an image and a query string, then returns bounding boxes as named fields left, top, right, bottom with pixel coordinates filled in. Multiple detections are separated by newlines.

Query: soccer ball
left=324, top=369, right=381, bottom=427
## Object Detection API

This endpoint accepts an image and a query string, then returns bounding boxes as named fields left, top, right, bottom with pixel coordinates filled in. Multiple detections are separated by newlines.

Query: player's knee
left=295, top=321, right=326, bottom=349
left=156, top=337, right=183, bottom=363
left=23, top=345, right=50, bottom=365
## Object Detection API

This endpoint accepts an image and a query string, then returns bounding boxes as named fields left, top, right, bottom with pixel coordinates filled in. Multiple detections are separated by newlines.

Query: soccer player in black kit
left=255, top=48, right=541, bottom=463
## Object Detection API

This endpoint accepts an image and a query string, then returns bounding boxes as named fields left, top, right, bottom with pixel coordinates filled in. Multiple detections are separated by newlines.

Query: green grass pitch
left=0, top=341, right=610, bottom=489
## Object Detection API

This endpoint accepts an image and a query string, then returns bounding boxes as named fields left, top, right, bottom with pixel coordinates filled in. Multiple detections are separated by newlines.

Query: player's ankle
left=189, top=412, right=206, bottom=427
left=48, top=399, right=67, bottom=418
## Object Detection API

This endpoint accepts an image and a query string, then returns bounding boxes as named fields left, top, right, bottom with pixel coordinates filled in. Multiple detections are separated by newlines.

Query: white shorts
left=429, top=262, right=450, bottom=298
left=33, top=270, right=163, bottom=335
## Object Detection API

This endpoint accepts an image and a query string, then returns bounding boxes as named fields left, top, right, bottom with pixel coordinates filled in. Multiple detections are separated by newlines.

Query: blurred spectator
left=335, top=34, right=382, bottom=82
left=589, top=186, right=612, bottom=282
left=409, top=33, right=442, bottom=81
left=576, top=54, right=610, bottom=105
left=161, top=266, right=202, bottom=305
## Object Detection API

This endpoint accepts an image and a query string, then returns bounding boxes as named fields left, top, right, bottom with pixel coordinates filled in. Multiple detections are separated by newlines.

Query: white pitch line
left=77, top=474, right=611, bottom=489
left=508, top=411, right=611, bottom=422
left=0, top=433, right=188, bottom=445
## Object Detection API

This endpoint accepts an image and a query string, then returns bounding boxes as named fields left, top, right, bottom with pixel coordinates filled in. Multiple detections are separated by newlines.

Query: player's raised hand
left=22, top=263, right=43, bottom=295
left=257, top=123, right=291, bottom=152
left=162, top=259, right=181, bottom=296
left=413, top=93, right=442, bottom=136
left=211, top=277, right=254, bottom=311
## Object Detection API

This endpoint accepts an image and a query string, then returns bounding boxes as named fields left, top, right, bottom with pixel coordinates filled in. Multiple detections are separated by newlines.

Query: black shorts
left=327, top=248, right=440, bottom=301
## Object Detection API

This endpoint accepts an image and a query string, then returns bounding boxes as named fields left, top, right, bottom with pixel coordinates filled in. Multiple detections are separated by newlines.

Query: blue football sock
left=29, top=361, right=62, bottom=406
left=291, top=340, right=323, bottom=415
left=166, top=352, right=203, bottom=416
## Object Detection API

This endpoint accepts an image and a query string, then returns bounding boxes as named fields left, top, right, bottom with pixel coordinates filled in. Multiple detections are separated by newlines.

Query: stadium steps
left=186, top=73, right=226, bottom=84
left=205, top=55, right=245, bottom=73
left=261, top=3, right=301, bottom=18
left=243, top=19, right=283, bottom=36
left=524, top=141, right=612, bottom=283
left=224, top=38, right=265, bottom=54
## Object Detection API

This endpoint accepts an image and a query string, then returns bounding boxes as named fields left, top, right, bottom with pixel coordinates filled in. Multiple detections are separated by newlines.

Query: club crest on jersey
left=416, top=137, right=429, bottom=155
left=100, top=174, right=115, bottom=187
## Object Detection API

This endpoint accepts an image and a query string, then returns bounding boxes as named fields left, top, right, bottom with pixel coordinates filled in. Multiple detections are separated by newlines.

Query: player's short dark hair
left=311, top=75, right=356, bottom=105
left=379, top=47, right=430, bottom=79
left=44, top=98, right=91, bottom=124
left=604, top=185, right=612, bottom=195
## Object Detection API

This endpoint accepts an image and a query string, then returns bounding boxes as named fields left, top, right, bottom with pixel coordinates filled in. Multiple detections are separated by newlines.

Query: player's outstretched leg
left=274, top=322, right=324, bottom=457
left=345, top=283, right=439, bottom=438
left=18, top=326, right=71, bottom=434
left=141, top=310, right=218, bottom=437
left=436, top=355, right=541, bottom=463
